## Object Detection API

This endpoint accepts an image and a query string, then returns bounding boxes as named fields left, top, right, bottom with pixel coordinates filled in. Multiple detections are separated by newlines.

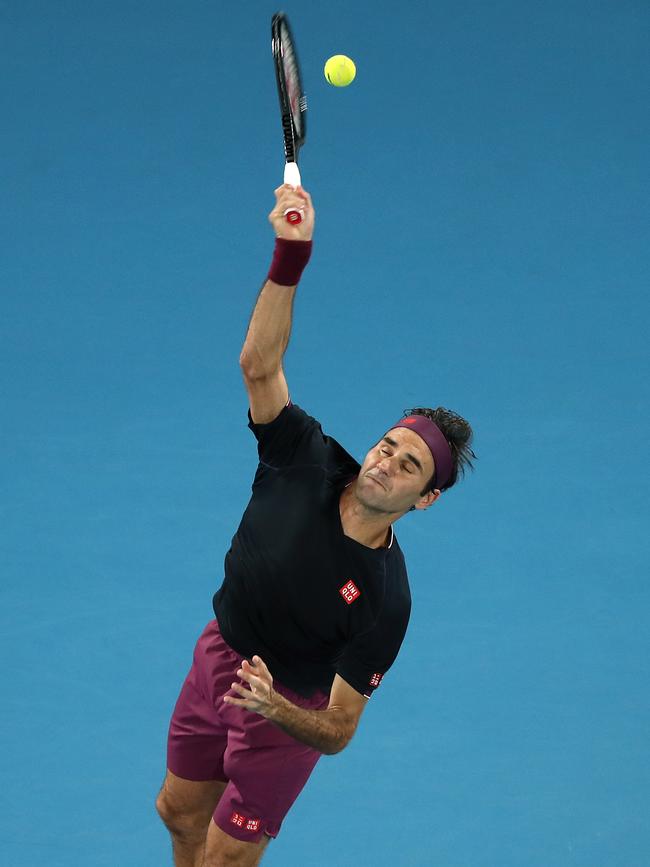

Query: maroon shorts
left=166, top=619, right=328, bottom=843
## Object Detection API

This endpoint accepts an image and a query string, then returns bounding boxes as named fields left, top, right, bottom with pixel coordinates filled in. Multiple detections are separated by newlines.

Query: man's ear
left=414, top=488, right=441, bottom=512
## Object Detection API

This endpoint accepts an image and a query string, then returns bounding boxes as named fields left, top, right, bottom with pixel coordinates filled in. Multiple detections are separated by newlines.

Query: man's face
left=355, top=427, right=438, bottom=516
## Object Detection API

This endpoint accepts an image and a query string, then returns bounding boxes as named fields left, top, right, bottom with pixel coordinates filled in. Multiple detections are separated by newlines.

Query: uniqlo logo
left=230, top=812, right=245, bottom=828
left=339, top=580, right=360, bottom=604
left=369, top=672, right=383, bottom=688
left=246, top=818, right=261, bottom=832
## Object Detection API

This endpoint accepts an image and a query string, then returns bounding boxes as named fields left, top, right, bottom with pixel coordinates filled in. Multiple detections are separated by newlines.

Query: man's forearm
left=223, top=656, right=361, bottom=755
left=266, top=691, right=355, bottom=755
left=240, top=185, right=314, bottom=378
left=239, top=280, right=297, bottom=379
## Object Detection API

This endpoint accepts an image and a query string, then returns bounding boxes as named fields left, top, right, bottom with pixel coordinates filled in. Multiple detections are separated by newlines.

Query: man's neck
left=338, top=481, right=394, bottom=550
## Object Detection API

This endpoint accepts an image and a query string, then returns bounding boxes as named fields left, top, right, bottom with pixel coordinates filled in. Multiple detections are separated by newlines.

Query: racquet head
left=272, top=12, right=307, bottom=169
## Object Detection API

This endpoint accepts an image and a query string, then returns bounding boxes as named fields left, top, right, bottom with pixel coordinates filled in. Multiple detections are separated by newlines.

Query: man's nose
left=377, top=457, right=392, bottom=475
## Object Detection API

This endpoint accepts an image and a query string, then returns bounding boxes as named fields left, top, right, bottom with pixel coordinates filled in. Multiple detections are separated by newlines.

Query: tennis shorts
left=166, top=619, right=329, bottom=843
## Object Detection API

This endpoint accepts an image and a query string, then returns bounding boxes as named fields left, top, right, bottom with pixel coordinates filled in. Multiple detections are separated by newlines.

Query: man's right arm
left=239, top=185, right=315, bottom=425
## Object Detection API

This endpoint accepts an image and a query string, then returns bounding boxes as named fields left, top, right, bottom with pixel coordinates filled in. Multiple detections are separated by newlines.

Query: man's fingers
left=251, top=655, right=270, bottom=675
left=269, top=184, right=311, bottom=227
left=225, top=679, right=268, bottom=707
left=223, top=693, right=249, bottom=707
left=275, top=183, right=308, bottom=196
left=242, top=656, right=271, bottom=680
left=273, top=188, right=310, bottom=208
left=230, top=681, right=251, bottom=697
left=237, top=668, right=266, bottom=692
left=273, top=184, right=295, bottom=199
left=271, top=196, right=307, bottom=214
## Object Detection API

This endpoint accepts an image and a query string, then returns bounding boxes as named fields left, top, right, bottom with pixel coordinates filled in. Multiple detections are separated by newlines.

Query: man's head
left=355, top=406, right=475, bottom=518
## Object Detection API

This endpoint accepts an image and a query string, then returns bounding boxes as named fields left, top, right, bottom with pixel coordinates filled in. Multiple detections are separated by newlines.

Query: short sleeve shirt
left=212, top=403, right=411, bottom=698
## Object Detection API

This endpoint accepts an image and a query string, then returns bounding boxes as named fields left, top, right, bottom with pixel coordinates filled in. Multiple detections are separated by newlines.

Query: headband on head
left=389, top=416, right=453, bottom=491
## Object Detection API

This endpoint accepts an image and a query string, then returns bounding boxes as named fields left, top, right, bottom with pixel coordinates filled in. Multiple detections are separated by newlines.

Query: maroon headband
left=389, top=416, right=453, bottom=491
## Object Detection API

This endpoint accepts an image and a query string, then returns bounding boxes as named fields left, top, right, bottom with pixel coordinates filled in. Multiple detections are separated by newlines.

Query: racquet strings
left=277, top=21, right=305, bottom=155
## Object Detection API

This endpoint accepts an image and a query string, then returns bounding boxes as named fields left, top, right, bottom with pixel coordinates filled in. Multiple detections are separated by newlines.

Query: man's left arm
left=223, top=657, right=366, bottom=755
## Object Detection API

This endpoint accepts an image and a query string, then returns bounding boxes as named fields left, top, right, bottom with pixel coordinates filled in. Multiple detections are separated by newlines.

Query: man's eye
left=403, top=464, right=413, bottom=473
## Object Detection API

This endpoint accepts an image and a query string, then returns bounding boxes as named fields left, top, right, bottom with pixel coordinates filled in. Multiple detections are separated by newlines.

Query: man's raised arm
left=239, top=185, right=315, bottom=425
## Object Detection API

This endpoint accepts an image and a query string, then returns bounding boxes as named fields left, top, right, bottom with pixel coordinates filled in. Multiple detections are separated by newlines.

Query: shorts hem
left=213, top=813, right=272, bottom=845
left=166, top=762, right=228, bottom=785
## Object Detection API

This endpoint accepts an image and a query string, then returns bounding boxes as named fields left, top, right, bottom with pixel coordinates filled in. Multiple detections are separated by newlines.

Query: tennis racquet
left=271, top=12, right=307, bottom=224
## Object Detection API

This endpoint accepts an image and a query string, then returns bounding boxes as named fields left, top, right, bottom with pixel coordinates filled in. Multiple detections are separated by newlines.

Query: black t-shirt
left=212, top=403, right=411, bottom=698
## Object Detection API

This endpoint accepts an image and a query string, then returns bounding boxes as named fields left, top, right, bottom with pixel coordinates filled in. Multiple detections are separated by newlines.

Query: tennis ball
left=324, top=55, right=356, bottom=87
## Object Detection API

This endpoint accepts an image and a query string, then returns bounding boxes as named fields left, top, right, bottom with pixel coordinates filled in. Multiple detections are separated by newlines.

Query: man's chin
left=357, top=479, right=415, bottom=517
left=357, top=478, right=392, bottom=511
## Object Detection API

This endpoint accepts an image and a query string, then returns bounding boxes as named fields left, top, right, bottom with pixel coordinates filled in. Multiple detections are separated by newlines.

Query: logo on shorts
left=339, top=580, right=361, bottom=604
left=230, top=812, right=245, bottom=828
left=230, top=812, right=261, bottom=833
left=369, top=672, right=383, bottom=688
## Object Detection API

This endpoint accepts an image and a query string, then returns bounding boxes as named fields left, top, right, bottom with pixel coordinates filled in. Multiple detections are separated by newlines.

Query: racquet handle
left=283, top=162, right=303, bottom=224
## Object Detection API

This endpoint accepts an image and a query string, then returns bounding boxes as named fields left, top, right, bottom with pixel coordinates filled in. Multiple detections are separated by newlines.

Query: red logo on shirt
left=230, top=812, right=245, bottom=828
left=340, top=580, right=361, bottom=604
left=246, top=818, right=261, bottom=832
left=369, top=672, right=383, bottom=688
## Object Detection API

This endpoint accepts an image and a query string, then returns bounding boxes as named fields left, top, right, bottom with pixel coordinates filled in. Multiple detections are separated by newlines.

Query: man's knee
left=156, top=771, right=226, bottom=839
left=156, top=789, right=209, bottom=839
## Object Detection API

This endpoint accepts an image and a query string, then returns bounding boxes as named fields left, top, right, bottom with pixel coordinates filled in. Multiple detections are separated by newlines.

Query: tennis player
left=156, top=185, right=475, bottom=867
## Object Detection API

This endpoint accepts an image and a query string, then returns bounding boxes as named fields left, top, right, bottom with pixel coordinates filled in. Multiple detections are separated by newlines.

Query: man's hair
left=402, top=406, right=476, bottom=493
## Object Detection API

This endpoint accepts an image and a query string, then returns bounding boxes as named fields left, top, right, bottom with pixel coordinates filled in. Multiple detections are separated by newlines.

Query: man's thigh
left=203, top=818, right=270, bottom=867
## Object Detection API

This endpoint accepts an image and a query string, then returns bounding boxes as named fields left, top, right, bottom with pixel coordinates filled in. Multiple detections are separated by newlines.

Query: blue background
left=1, top=1, right=648, bottom=865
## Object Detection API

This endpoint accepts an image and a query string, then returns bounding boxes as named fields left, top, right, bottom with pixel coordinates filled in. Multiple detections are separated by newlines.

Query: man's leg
left=156, top=770, right=228, bottom=867
left=202, top=818, right=270, bottom=867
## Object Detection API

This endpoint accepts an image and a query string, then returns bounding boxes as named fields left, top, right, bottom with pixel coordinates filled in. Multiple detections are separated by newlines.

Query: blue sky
left=1, top=2, right=649, bottom=865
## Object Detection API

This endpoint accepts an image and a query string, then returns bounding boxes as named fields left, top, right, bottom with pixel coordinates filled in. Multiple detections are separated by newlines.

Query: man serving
left=156, top=184, right=475, bottom=867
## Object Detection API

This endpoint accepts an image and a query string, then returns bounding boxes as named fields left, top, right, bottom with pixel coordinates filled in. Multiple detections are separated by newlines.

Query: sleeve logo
left=369, top=672, right=383, bottom=688
left=339, top=579, right=361, bottom=604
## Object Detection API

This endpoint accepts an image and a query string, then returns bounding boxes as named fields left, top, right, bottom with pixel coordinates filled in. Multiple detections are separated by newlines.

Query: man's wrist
left=264, top=687, right=287, bottom=723
left=267, top=237, right=313, bottom=286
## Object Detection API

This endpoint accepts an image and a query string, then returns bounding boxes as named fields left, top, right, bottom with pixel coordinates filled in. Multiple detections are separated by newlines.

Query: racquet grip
left=283, top=162, right=303, bottom=224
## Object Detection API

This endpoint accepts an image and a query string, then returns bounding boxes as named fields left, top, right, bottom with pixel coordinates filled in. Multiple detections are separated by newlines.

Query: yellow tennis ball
left=324, top=55, right=356, bottom=87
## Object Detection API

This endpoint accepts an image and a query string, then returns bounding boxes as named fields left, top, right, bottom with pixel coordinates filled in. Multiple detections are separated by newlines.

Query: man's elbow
left=239, top=348, right=280, bottom=382
left=239, top=348, right=260, bottom=379
left=323, top=718, right=357, bottom=755
left=322, top=738, right=347, bottom=756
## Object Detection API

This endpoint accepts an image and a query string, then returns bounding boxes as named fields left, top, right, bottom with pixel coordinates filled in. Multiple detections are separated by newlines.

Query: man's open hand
left=269, top=184, right=315, bottom=241
left=224, top=655, right=277, bottom=718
